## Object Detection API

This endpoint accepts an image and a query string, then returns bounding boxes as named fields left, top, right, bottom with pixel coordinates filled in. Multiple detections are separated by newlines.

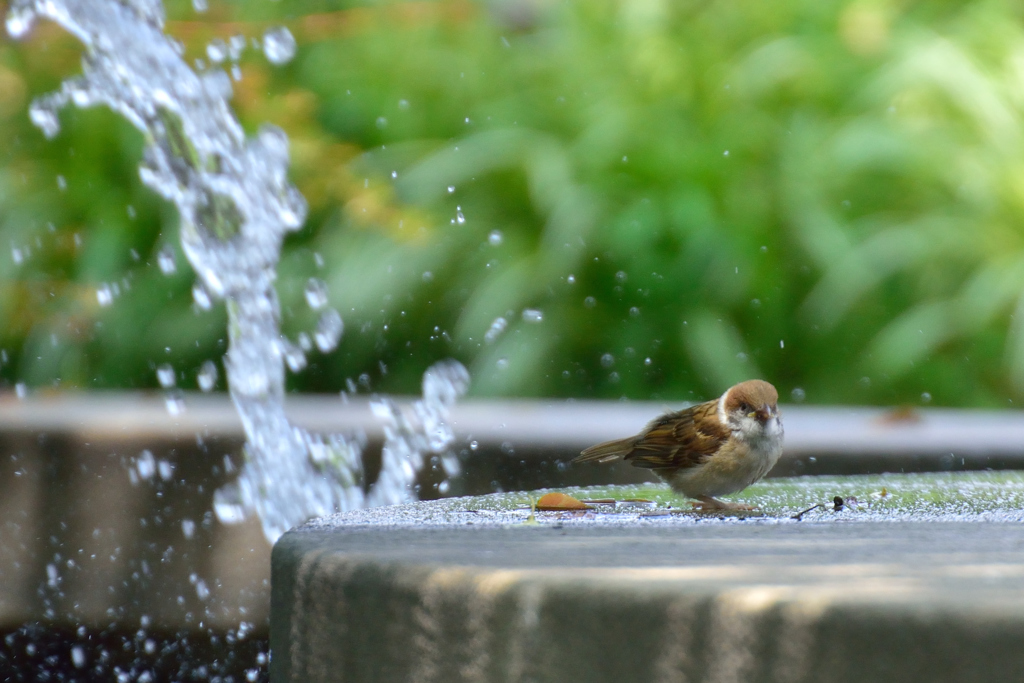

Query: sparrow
left=574, top=380, right=783, bottom=509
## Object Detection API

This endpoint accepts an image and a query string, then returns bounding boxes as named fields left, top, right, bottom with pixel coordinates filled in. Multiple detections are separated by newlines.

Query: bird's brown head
left=723, top=380, right=779, bottom=424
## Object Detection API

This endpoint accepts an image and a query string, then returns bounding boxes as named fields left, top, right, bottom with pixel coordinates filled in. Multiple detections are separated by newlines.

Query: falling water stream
left=4, top=0, right=469, bottom=544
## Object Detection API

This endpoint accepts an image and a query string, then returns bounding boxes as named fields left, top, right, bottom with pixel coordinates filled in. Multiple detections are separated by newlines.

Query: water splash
left=368, top=360, right=470, bottom=506
left=8, top=0, right=468, bottom=541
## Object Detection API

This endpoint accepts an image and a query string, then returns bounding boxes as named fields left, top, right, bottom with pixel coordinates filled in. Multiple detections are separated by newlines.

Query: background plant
left=3, top=0, right=1024, bottom=407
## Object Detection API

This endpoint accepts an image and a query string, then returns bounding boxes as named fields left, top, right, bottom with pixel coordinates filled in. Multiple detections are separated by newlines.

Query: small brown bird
left=575, top=380, right=783, bottom=509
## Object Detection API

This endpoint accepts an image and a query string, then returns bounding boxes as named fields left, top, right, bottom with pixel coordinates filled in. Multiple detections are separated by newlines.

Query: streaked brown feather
left=574, top=399, right=730, bottom=472
left=575, top=436, right=637, bottom=463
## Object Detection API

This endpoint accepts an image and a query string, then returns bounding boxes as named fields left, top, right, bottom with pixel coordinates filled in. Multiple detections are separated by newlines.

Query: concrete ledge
left=6, top=391, right=1024, bottom=475
left=272, top=512, right=1024, bottom=683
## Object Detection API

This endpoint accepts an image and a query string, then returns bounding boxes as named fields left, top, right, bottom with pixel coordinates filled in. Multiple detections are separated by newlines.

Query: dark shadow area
left=0, top=623, right=268, bottom=682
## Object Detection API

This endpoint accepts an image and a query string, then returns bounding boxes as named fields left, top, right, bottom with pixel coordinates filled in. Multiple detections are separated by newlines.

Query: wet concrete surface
left=274, top=475, right=1024, bottom=683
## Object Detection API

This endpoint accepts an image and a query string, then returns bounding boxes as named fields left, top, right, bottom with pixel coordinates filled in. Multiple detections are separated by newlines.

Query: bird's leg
left=692, top=496, right=756, bottom=511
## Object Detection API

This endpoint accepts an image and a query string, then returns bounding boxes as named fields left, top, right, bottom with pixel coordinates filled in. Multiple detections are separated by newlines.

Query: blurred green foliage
left=3, top=0, right=1024, bottom=406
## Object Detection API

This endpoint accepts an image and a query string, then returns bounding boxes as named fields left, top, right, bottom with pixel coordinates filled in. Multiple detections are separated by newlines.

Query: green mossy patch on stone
left=455, top=471, right=1024, bottom=522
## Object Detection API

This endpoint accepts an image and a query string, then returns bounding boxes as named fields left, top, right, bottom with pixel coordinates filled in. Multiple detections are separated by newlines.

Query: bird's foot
left=692, top=496, right=756, bottom=511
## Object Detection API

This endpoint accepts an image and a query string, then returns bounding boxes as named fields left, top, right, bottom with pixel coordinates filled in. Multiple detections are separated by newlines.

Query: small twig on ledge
left=791, top=503, right=823, bottom=521
left=793, top=494, right=862, bottom=520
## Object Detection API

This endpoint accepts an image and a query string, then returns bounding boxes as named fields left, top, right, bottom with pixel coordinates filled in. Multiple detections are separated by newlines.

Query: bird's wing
left=624, top=399, right=730, bottom=470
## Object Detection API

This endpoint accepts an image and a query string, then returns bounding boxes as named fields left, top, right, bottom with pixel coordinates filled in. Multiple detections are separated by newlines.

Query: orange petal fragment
left=536, top=492, right=591, bottom=511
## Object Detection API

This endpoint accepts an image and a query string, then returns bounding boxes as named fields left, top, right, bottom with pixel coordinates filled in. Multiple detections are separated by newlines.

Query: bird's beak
left=755, top=408, right=772, bottom=422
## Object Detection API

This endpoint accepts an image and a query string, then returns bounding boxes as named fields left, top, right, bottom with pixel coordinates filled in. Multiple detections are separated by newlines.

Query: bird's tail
left=574, top=437, right=635, bottom=464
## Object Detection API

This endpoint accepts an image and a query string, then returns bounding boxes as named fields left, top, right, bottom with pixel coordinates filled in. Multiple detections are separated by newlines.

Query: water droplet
left=438, top=480, right=450, bottom=494
left=137, top=450, right=156, bottom=479
left=522, top=309, right=543, bottom=323
left=157, top=245, right=176, bottom=275
left=496, top=357, right=509, bottom=370
left=644, top=357, right=652, bottom=366
left=181, top=519, right=196, bottom=539
left=455, top=206, right=465, bottom=224
left=584, top=296, right=596, bottom=308
left=229, top=34, right=246, bottom=60
left=197, top=360, right=218, bottom=392
left=376, top=116, right=388, bottom=129
left=567, top=274, right=576, bottom=284
left=629, top=306, right=640, bottom=317
left=213, top=485, right=247, bottom=524
left=488, top=230, right=503, bottom=246
left=600, top=353, right=615, bottom=368
left=736, top=352, right=749, bottom=363
left=71, top=645, right=85, bottom=668
left=283, top=341, right=307, bottom=372
left=158, top=460, right=174, bottom=481
left=156, top=364, right=176, bottom=389
left=615, top=270, right=627, bottom=283
left=192, top=0, right=208, bottom=12
left=304, top=277, right=329, bottom=310
left=422, top=271, right=434, bottom=283
left=723, top=150, right=730, bottom=156
left=11, top=247, right=22, bottom=265
left=398, top=99, right=410, bottom=110
left=791, top=387, right=806, bottom=403
left=262, top=26, right=296, bottom=65
left=484, top=317, right=507, bottom=343
left=470, top=440, right=479, bottom=450
left=314, top=309, right=343, bottom=352
left=206, top=38, right=227, bottom=63
left=96, top=283, right=114, bottom=307
left=56, top=175, right=67, bottom=191
left=447, top=185, right=455, bottom=193
left=164, top=391, right=186, bottom=415
left=921, top=392, right=932, bottom=403
left=780, top=339, right=785, bottom=349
